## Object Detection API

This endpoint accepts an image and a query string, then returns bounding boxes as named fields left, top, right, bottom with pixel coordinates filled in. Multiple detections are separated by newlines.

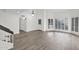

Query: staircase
left=0, top=25, right=14, bottom=50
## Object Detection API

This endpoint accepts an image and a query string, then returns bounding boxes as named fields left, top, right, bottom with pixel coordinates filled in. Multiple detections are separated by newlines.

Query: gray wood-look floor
left=14, top=30, right=79, bottom=50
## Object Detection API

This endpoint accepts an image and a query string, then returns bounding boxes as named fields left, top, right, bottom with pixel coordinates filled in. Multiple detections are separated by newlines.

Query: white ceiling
left=0, top=9, right=79, bottom=14
left=45, top=9, right=79, bottom=13
left=0, top=9, right=33, bottom=14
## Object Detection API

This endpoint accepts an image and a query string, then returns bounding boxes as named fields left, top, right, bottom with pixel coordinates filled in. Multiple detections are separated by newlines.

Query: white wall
left=20, top=11, right=38, bottom=32
left=26, top=14, right=37, bottom=32
left=36, top=9, right=44, bottom=30
left=0, top=12, right=19, bottom=34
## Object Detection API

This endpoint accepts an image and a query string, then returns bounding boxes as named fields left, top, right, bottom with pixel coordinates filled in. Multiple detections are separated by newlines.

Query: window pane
left=75, top=17, right=78, bottom=32
left=51, top=19, right=53, bottom=25
left=71, top=18, right=74, bottom=31
left=38, top=19, right=41, bottom=24
left=48, top=19, right=50, bottom=29
left=61, top=20, right=64, bottom=30
left=55, top=19, right=57, bottom=29
left=50, top=19, right=53, bottom=28
left=48, top=19, right=50, bottom=25
left=48, top=19, right=53, bottom=29
left=65, top=18, right=68, bottom=30
left=58, top=20, right=60, bottom=29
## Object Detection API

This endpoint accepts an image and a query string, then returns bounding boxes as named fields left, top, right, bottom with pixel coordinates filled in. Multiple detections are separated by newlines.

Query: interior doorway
left=19, top=15, right=27, bottom=33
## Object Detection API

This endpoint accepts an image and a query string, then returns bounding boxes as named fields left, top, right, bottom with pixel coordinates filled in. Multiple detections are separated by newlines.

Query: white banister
left=0, top=29, right=13, bottom=50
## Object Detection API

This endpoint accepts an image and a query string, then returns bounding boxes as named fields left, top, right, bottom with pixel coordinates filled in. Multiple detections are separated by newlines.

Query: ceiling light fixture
left=32, top=10, right=35, bottom=16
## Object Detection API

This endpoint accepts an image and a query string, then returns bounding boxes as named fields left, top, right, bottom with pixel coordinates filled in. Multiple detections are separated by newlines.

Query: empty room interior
left=0, top=9, right=79, bottom=50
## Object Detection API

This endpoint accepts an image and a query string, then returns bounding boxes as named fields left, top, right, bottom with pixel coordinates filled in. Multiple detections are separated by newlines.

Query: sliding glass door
left=55, top=19, right=64, bottom=30
left=48, top=18, right=68, bottom=31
